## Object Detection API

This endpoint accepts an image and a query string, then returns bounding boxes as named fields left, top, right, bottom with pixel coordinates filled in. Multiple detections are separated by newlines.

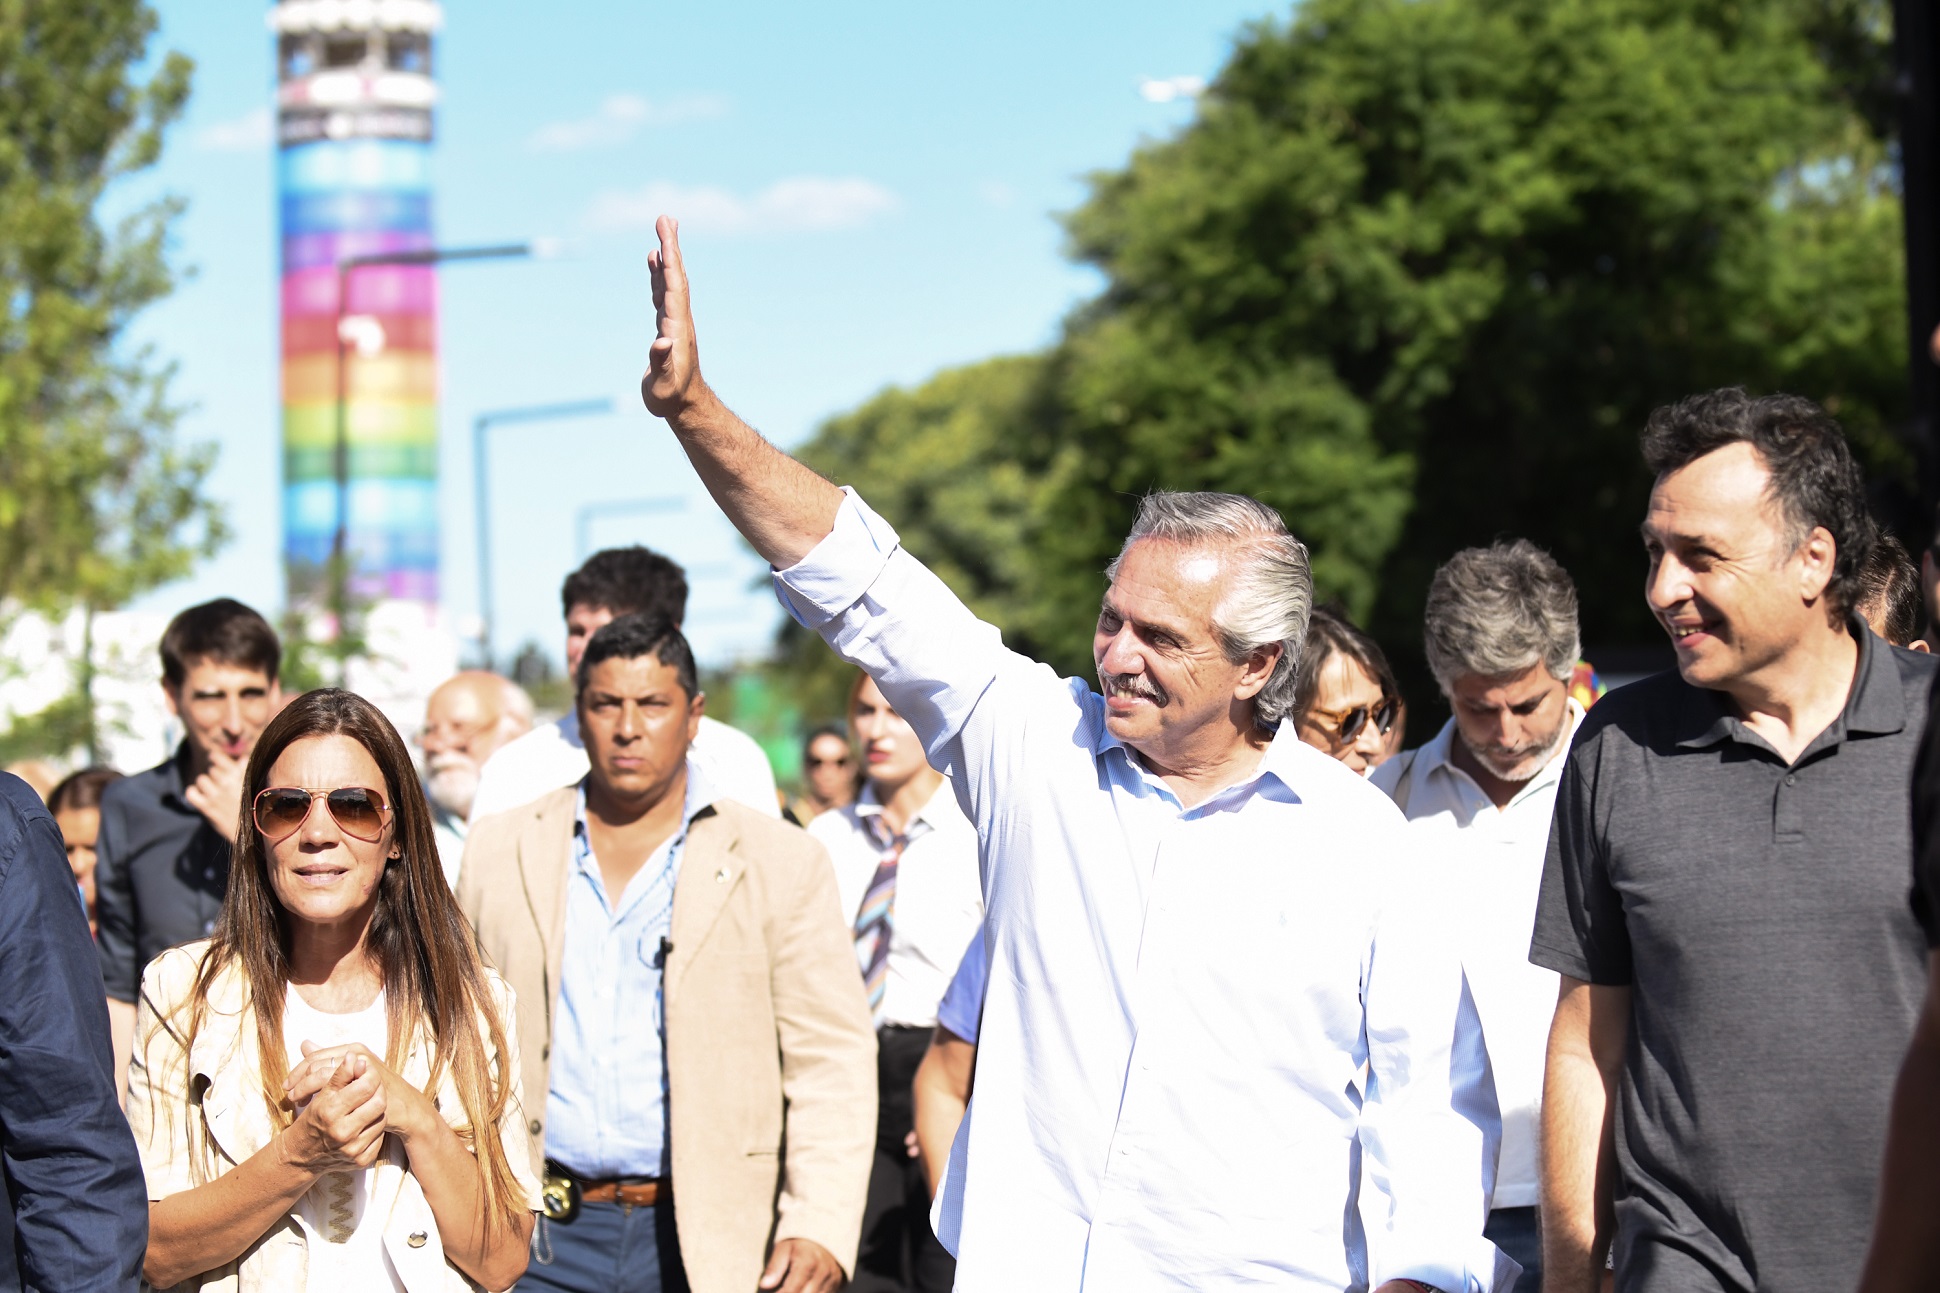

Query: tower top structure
left=269, top=0, right=443, bottom=147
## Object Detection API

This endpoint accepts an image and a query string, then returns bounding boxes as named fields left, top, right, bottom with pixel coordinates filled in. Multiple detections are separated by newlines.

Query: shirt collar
left=1673, top=619, right=1902, bottom=751
left=1094, top=714, right=1301, bottom=813
left=851, top=776, right=955, bottom=833
left=573, top=758, right=716, bottom=857
left=1411, top=698, right=1583, bottom=805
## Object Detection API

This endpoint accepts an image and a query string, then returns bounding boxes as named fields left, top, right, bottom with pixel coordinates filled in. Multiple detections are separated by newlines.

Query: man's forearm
left=1859, top=955, right=1940, bottom=1293
left=912, top=1029, right=975, bottom=1197
left=665, top=388, right=843, bottom=570
left=1541, top=979, right=1627, bottom=1293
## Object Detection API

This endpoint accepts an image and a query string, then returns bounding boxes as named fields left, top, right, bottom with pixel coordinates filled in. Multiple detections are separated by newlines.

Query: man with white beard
left=419, top=670, right=534, bottom=885
left=1371, top=540, right=1587, bottom=1293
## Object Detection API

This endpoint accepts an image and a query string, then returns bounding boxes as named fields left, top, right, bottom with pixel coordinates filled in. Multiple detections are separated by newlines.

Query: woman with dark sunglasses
left=1291, top=606, right=1405, bottom=775
left=127, top=688, right=540, bottom=1292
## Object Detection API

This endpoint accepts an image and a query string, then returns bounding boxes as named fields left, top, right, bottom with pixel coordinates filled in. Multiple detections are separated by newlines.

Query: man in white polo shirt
left=1373, top=540, right=1588, bottom=1293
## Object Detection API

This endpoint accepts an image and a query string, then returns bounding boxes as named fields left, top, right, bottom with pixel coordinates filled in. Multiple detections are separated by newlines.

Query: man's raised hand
left=642, top=214, right=708, bottom=422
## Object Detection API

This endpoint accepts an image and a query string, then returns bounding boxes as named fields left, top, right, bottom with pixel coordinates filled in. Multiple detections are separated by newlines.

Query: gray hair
left=1105, top=491, right=1313, bottom=733
left=1423, top=540, right=1581, bottom=693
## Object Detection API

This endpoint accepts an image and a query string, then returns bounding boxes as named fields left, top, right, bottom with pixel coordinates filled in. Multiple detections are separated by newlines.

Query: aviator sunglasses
left=1310, top=696, right=1400, bottom=745
left=252, top=785, right=392, bottom=842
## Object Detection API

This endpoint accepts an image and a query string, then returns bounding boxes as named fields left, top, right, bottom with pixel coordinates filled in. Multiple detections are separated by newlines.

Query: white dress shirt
left=809, top=778, right=984, bottom=1030
left=471, top=711, right=779, bottom=822
left=1370, top=704, right=1581, bottom=1210
left=774, top=489, right=1505, bottom=1293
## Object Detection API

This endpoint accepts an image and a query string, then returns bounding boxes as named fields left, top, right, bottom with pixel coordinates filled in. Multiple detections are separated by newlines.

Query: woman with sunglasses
left=127, top=688, right=540, bottom=1292
left=1291, top=606, right=1404, bottom=775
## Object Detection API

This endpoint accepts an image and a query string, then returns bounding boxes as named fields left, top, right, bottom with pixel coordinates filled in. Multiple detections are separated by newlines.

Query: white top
left=470, top=711, right=780, bottom=822
left=808, top=778, right=984, bottom=1030
left=773, top=489, right=1506, bottom=1293
left=1370, top=703, right=1582, bottom=1210
left=283, top=987, right=406, bottom=1293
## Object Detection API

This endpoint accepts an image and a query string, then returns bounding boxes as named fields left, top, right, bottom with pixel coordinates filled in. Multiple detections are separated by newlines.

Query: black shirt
left=93, top=742, right=231, bottom=1003
left=1531, top=626, right=1932, bottom=1293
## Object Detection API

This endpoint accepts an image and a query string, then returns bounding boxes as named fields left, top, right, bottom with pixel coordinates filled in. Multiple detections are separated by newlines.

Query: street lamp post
left=473, top=398, right=615, bottom=669
left=574, top=496, right=687, bottom=561
left=331, top=241, right=532, bottom=656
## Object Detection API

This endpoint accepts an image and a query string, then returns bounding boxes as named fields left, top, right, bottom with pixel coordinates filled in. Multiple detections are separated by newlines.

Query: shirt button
left=407, top=1231, right=428, bottom=1248
left=1785, top=775, right=1797, bottom=786
left=529, top=1118, right=542, bottom=1135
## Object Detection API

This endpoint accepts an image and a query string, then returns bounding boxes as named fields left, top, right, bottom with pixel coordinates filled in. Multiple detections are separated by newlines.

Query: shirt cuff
left=771, top=488, right=902, bottom=632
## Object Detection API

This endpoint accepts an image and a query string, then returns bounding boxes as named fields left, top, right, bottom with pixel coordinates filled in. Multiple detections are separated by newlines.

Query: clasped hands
left=278, top=1041, right=436, bottom=1176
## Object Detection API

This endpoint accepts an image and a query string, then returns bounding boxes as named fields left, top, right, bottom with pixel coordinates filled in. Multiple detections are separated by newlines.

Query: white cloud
left=586, top=177, right=901, bottom=236
left=1138, top=75, right=1207, bottom=103
left=194, top=106, right=272, bottom=151
left=977, top=180, right=1016, bottom=209
left=529, top=93, right=727, bottom=152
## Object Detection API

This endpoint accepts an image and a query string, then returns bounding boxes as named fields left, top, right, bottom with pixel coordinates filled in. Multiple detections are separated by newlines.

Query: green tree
left=780, top=353, right=1066, bottom=718
left=783, top=0, right=1904, bottom=715
left=0, top=1, right=219, bottom=762
left=1049, top=0, right=1902, bottom=684
left=0, top=1, right=220, bottom=623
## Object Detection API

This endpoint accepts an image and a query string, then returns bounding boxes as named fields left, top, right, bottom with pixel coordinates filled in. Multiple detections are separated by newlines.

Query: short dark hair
left=160, top=598, right=280, bottom=689
left=48, top=765, right=123, bottom=815
left=1640, top=388, right=1873, bottom=621
left=802, top=721, right=848, bottom=756
left=1292, top=605, right=1398, bottom=720
left=1855, top=531, right=1923, bottom=647
left=561, top=547, right=688, bottom=624
left=575, top=613, right=699, bottom=700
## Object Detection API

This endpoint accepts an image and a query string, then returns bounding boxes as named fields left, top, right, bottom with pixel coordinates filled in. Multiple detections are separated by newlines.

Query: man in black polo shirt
left=95, top=598, right=281, bottom=1091
left=1532, top=388, right=1933, bottom=1293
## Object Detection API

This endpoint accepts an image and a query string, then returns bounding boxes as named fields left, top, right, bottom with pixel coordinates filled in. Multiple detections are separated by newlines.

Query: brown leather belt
left=576, top=1178, right=666, bottom=1206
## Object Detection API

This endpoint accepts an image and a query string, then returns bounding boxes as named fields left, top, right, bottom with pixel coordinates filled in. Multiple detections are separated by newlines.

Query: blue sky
left=127, top=0, right=1282, bottom=670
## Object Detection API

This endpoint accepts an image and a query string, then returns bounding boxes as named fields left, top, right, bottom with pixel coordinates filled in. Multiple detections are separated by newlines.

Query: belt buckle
left=541, top=1166, right=582, bottom=1224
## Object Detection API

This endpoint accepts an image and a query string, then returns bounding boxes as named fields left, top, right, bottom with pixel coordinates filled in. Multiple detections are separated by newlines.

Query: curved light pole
left=331, top=240, right=532, bottom=658
left=573, top=495, right=687, bottom=562
left=473, top=398, right=615, bottom=669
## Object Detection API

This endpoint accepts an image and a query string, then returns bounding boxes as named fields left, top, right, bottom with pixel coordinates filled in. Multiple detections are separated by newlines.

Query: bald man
left=420, top=670, right=534, bottom=885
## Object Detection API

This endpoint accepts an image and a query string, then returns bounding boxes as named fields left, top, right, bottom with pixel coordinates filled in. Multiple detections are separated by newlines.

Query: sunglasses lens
left=1375, top=699, right=1399, bottom=734
left=327, top=788, right=386, bottom=840
left=1339, top=707, right=1369, bottom=741
left=255, top=788, right=313, bottom=837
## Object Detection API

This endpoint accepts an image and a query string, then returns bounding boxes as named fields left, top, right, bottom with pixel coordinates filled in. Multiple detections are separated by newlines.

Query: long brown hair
left=181, top=688, right=524, bottom=1241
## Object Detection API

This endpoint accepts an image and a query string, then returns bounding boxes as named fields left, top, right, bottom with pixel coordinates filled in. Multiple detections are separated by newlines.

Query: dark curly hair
left=1640, top=387, right=1873, bottom=622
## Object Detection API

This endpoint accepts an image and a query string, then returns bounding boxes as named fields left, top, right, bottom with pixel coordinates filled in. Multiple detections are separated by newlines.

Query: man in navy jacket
left=0, top=773, right=146, bottom=1290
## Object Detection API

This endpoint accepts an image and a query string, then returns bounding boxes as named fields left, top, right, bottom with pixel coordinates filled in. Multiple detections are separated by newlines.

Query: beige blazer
left=455, top=787, right=877, bottom=1293
left=126, top=941, right=543, bottom=1292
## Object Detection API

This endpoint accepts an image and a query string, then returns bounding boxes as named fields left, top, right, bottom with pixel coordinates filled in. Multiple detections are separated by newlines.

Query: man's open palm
left=642, top=214, right=704, bottom=420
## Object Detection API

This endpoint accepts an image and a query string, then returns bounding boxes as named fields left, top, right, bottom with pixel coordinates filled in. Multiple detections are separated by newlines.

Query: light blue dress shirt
left=543, top=764, right=712, bottom=1178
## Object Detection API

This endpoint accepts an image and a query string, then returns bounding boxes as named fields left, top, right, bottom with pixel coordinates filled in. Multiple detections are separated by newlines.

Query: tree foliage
left=0, top=0, right=220, bottom=621
left=781, top=0, right=1904, bottom=708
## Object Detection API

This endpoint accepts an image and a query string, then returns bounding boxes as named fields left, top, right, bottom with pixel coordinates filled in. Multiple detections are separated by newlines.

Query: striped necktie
left=854, top=813, right=908, bottom=1019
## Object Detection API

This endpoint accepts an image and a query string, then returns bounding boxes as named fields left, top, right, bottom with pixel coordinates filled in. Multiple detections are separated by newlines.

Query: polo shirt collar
left=1673, top=620, right=1902, bottom=751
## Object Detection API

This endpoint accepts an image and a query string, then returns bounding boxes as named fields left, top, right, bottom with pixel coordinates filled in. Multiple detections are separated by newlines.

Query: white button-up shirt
left=775, top=490, right=1504, bottom=1293
left=809, top=778, right=984, bottom=1030
left=1370, top=705, right=1579, bottom=1209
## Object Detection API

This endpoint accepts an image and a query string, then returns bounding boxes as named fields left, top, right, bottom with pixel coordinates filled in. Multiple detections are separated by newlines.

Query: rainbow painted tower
left=272, top=0, right=442, bottom=606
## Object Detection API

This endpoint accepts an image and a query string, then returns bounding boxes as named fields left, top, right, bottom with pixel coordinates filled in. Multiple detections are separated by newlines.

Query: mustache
left=1100, top=671, right=1169, bottom=707
left=427, top=753, right=478, bottom=777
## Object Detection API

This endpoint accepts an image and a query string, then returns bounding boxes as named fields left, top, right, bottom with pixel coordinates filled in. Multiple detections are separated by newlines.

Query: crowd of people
left=5, top=212, right=1940, bottom=1293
